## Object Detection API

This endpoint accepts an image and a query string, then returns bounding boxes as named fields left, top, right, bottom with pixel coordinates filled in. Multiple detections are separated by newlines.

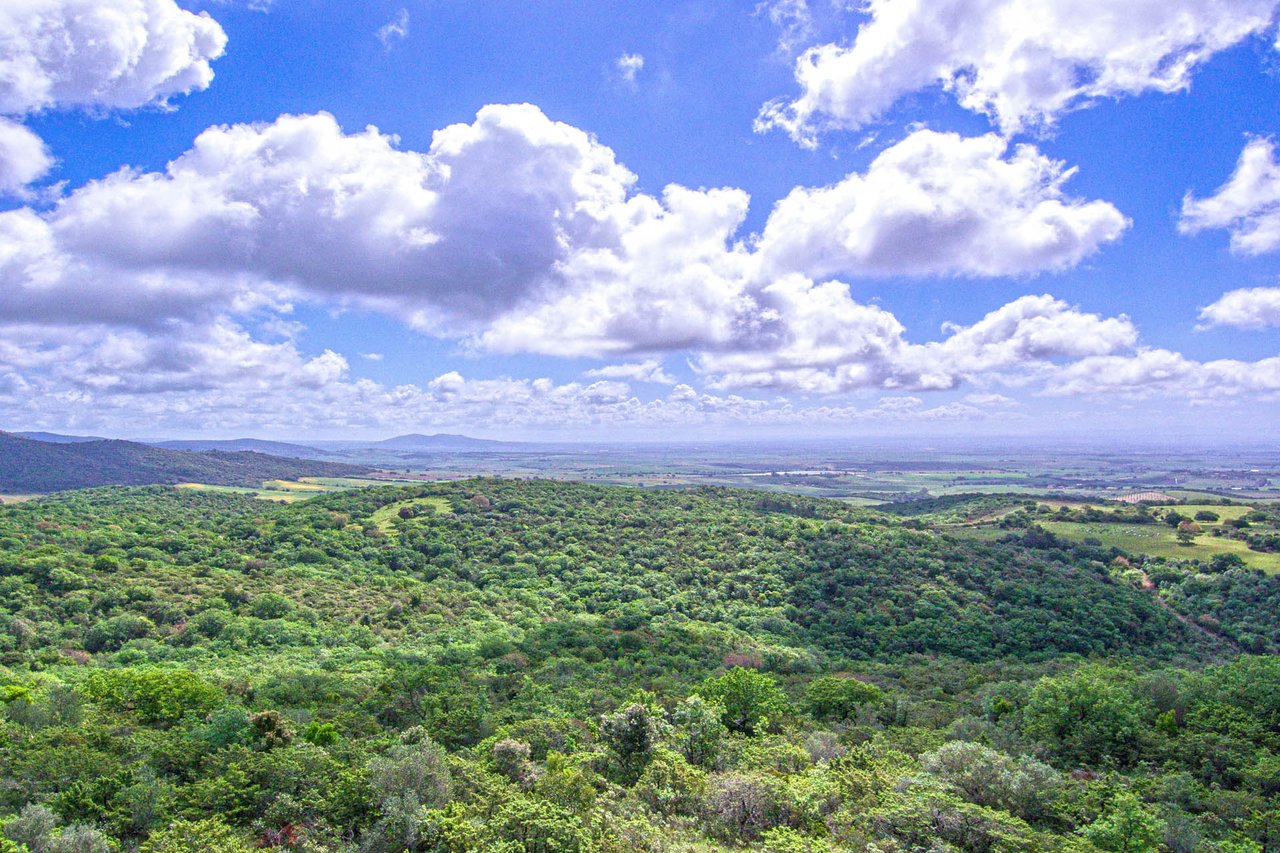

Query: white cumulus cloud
left=0, top=106, right=1145, bottom=403
left=0, top=117, right=52, bottom=195
left=0, top=0, right=227, bottom=114
left=755, top=130, right=1129, bottom=279
left=1046, top=349, right=1280, bottom=399
left=585, top=359, right=677, bottom=384
left=1198, top=286, right=1280, bottom=329
left=758, top=0, right=1279, bottom=143
left=0, top=0, right=227, bottom=194
left=696, top=291, right=1138, bottom=393
left=4, top=106, right=645, bottom=329
left=0, top=320, right=1022, bottom=435
left=1181, top=137, right=1280, bottom=255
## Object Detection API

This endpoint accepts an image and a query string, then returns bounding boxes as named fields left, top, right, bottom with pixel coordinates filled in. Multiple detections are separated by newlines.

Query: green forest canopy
left=0, top=480, right=1277, bottom=851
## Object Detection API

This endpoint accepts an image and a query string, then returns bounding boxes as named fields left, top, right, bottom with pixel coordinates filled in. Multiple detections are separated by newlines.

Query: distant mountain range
left=10, top=430, right=526, bottom=457
left=370, top=433, right=517, bottom=451
left=0, top=432, right=371, bottom=493
left=151, top=438, right=337, bottom=460
left=14, top=431, right=106, bottom=443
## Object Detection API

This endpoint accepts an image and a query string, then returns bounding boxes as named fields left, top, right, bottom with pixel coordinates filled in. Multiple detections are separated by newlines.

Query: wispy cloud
left=377, top=9, right=410, bottom=49
left=616, top=52, right=644, bottom=85
left=585, top=360, right=676, bottom=385
left=756, top=0, right=813, bottom=56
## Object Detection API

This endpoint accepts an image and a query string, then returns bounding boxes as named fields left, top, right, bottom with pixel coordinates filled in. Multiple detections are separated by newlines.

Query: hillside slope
left=151, top=438, right=336, bottom=460
left=0, top=480, right=1275, bottom=851
left=0, top=432, right=370, bottom=491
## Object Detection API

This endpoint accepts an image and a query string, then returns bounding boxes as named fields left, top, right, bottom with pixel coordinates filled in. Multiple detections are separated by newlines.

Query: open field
left=1155, top=503, right=1255, bottom=521
left=0, top=494, right=40, bottom=504
left=261, top=478, right=328, bottom=492
left=177, top=475, right=425, bottom=503
left=369, top=495, right=453, bottom=532
left=1037, top=520, right=1280, bottom=573
left=175, top=482, right=314, bottom=503
left=303, top=476, right=419, bottom=488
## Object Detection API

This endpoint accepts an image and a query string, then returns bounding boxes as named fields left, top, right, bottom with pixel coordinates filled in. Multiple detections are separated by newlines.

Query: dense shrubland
left=0, top=480, right=1277, bottom=851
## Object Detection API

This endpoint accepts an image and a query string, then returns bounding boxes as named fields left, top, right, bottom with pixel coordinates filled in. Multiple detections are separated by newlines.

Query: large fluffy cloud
left=758, top=0, right=1279, bottom=143
left=1, top=108, right=1126, bottom=352
left=0, top=206, right=291, bottom=326
left=0, top=0, right=227, bottom=114
left=1181, top=137, right=1280, bottom=255
left=1046, top=349, right=1280, bottom=398
left=21, top=106, right=646, bottom=330
left=0, top=105, right=1147, bottom=409
left=477, top=127, right=1127, bottom=356
left=1198, top=286, right=1280, bottom=329
left=695, top=291, right=1137, bottom=393
left=0, top=0, right=227, bottom=196
left=0, top=117, right=51, bottom=194
left=754, top=130, right=1128, bottom=279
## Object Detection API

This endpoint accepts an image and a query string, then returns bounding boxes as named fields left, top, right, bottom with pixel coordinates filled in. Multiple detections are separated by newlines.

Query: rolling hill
left=0, top=479, right=1275, bottom=850
left=150, top=438, right=336, bottom=460
left=13, top=430, right=106, bottom=443
left=0, top=431, right=371, bottom=492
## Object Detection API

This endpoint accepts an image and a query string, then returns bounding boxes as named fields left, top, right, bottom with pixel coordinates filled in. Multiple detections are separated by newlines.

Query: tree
left=82, top=667, right=220, bottom=725
left=366, top=727, right=454, bottom=848
left=4, top=804, right=58, bottom=852
left=301, top=720, right=339, bottom=747
left=699, top=668, right=788, bottom=736
left=634, top=749, right=707, bottom=817
left=805, top=675, right=883, bottom=721
left=671, top=695, right=727, bottom=769
left=921, top=740, right=1060, bottom=822
left=1176, top=521, right=1200, bottom=546
left=1022, top=666, right=1149, bottom=768
left=599, top=703, right=658, bottom=783
left=706, top=772, right=797, bottom=843
left=1082, top=791, right=1161, bottom=853
left=493, top=739, right=539, bottom=789
left=248, top=710, right=293, bottom=750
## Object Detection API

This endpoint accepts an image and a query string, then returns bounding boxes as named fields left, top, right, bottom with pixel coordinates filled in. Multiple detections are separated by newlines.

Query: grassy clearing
left=370, top=495, right=453, bottom=532
left=1037, top=499, right=1116, bottom=511
left=839, top=496, right=886, bottom=507
left=0, top=494, right=41, bottom=504
left=944, top=526, right=1009, bottom=543
left=177, top=476, right=421, bottom=504
left=1038, top=520, right=1280, bottom=573
left=303, top=476, right=419, bottom=488
left=261, top=478, right=329, bottom=492
left=175, top=483, right=314, bottom=503
left=1163, top=489, right=1241, bottom=502
left=1154, top=503, right=1253, bottom=521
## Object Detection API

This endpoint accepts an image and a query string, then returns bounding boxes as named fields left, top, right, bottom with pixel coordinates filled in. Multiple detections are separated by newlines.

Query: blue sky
left=2, top=0, right=1280, bottom=440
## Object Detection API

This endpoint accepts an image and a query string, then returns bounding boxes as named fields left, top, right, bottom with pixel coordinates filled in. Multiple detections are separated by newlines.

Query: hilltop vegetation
left=0, top=432, right=371, bottom=493
left=0, top=480, right=1277, bottom=851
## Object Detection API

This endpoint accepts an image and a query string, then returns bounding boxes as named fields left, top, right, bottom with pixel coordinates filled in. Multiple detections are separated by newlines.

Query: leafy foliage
left=0, top=479, right=1274, bottom=851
